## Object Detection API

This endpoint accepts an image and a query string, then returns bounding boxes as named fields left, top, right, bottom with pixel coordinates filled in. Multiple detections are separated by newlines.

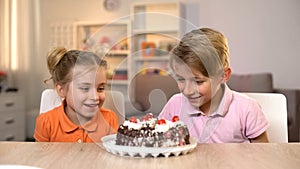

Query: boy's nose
left=182, top=81, right=196, bottom=96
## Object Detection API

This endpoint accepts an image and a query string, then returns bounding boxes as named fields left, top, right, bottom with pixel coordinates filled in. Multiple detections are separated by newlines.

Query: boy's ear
left=55, top=84, right=66, bottom=98
left=222, top=68, right=232, bottom=83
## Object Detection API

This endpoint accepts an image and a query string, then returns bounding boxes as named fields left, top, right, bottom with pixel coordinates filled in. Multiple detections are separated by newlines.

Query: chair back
left=243, top=92, right=288, bottom=143
left=129, top=73, right=180, bottom=115
left=39, top=89, right=125, bottom=124
left=40, top=89, right=62, bottom=114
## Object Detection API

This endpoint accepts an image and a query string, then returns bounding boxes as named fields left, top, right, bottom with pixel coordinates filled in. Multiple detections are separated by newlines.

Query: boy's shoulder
left=231, top=91, right=257, bottom=103
left=169, top=93, right=185, bottom=102
left=229, top=90, right=261, bottom=111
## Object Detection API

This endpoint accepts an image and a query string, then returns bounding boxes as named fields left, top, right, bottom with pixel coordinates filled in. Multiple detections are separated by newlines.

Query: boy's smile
left=173, top=63, right=222, bottom=115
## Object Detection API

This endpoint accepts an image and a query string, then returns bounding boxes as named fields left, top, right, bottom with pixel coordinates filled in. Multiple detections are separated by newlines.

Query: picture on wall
left=141, top=42, right=156, bottom=57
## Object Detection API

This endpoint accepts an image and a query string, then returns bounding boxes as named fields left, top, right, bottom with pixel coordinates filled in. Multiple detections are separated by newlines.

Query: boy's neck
left=201, top=84, right=225, bottom=116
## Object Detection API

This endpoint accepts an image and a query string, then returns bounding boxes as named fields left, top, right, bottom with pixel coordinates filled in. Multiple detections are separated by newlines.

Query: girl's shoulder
left=100, top=107, right=118, bottom=118
left=100, top=107, right=115, bottom=113
left=37, top=105, right=64, bottom=123
left=35, top=107, right=62, bottom=131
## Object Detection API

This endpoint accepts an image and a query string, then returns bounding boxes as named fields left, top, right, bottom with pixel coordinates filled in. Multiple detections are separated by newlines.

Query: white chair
left=243, top=92, right=288, bottom=143
left=39, top=89, right=62, bottom=114
left=39, top=89, right=125, bottom=124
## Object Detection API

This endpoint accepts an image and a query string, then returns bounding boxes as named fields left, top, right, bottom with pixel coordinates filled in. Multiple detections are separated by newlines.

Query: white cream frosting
left=154, top=123, right=170, bottom=133
left=153, top=119, right=184, bottom=133
left=123, top=120, right=142, bottom=130
left=141, top=118, right=157, bottom=127
left=123, top=118, right=184, bottom=132
left=171, top=120, right=184, bottom=127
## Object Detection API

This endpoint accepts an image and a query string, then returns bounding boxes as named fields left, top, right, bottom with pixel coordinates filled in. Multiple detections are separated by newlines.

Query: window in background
left=0, top=0, right=20, bottom=88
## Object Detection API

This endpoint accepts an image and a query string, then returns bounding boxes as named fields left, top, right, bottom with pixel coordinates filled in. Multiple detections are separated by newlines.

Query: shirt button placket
left=77, top=128, right=83, bottom=143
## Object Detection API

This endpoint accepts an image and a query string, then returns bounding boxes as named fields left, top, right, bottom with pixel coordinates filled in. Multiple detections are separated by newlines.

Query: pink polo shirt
left=159, top=84, right=269, bottom=143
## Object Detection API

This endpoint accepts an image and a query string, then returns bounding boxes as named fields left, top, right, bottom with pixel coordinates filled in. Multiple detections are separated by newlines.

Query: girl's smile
left=62, top=66, right=107, bottom=125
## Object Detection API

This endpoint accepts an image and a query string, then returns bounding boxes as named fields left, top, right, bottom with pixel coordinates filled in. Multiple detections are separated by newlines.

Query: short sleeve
left=109, top=112, right=118, bottom=132
left=34, top=113, right=51, bottom=142
left=245, top=100, right=270, bottom=139
left=101, top=108, right=119, bottom=133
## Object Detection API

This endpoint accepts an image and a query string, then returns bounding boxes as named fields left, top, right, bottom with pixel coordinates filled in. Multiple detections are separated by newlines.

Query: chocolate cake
left=116, top=113, right=190, bottom=147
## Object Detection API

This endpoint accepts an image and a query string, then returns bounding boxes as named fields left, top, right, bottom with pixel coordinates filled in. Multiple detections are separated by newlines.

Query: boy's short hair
left=170, top=28, right=230, bottom=78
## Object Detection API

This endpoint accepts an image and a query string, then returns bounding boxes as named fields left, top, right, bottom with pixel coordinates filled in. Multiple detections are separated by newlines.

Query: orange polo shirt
left=34, top=102, right=118, bottom=143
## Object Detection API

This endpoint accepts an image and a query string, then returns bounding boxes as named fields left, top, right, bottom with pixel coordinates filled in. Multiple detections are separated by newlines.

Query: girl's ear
left=222, top=67, right=232, bottom=83
left=55, top=84, right=66, bottom=98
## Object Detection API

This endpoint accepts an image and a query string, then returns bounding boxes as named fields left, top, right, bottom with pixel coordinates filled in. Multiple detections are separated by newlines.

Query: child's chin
left=86, top=109, right=98, bottom=115
left=84, top=106, right=99, bottom=112
left=188, top=99, right=200, bottom=106
left=81, top=109, right=98, bottom=117
left=81, top=113, right=97, bottom=121
left=191, top=104, right=201, bottom=110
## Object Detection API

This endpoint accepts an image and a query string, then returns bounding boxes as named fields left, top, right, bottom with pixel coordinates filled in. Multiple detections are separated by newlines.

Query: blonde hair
left=45, top=47, right=107, bottom=86
left=170, top=28, right=230, bottom=77
left=201, top=28, right=230, bottom=69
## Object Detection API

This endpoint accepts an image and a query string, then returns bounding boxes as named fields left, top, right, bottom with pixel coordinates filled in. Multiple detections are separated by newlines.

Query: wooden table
left=0, top=142, right=299, bottom=169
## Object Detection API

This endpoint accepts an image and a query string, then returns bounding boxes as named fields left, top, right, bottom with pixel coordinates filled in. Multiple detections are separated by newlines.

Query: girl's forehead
left=73, top=65, right=102, bottom=75
left=73, top=64, right=99, bottom=72
left=72, top=66, right=106, bottom=82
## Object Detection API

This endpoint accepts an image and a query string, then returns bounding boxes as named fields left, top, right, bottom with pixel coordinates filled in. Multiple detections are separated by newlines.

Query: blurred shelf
left=107, top=80, right=128, bottom=85
left=134, top=56, right=169, bottom=62
left=132, top=29, right=178, bottom=35
left=106, top=50, right=129, bottom=56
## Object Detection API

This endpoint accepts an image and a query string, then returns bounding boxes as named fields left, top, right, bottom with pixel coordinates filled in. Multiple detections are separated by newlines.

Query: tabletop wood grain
left=0, top=142, right=299, bottom=169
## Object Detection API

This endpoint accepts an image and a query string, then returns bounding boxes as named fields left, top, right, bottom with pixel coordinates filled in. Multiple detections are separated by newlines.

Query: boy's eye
left=195, top=80, right=204, bottom=85
left=177, top=78, right=185, bottom=83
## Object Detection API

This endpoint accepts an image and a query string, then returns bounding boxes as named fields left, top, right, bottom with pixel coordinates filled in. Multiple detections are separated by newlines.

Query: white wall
left=186, top=0, right=300, bottom=89
left=14, top=0, right=298, bottom=138
left=29, top=0, right=131, bottom=110
left=23, top=0, right=133, bottom=138
left=29, top=0, right=300, bottom=112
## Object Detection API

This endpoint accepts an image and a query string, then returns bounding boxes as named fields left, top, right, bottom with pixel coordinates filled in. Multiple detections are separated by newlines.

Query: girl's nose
left=90, top=89, right=100, bottom=100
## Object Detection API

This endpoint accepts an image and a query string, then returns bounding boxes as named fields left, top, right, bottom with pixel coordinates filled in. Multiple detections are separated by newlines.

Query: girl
left=34, top=47, right=118, bottom=142
left=159, top=28, right=269, bottom=143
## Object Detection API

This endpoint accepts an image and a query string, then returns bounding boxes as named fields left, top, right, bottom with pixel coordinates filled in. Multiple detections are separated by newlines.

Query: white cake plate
left=101, top=134, right=197, bottom=158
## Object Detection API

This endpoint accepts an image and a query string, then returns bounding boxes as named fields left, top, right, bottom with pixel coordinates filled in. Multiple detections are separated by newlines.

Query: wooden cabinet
left=0, top=93, right=25, bottom=141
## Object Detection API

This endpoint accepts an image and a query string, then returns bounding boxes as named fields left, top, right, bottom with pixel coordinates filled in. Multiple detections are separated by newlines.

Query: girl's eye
left=79, top=87, right=89, bottom=91
left=97, top=86, right=105, bottom=92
